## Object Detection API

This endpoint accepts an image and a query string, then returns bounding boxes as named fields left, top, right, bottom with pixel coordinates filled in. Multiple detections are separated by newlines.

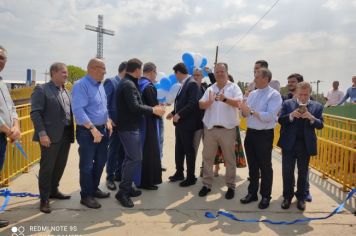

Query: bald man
left=72, top=58, right=113, bottom=209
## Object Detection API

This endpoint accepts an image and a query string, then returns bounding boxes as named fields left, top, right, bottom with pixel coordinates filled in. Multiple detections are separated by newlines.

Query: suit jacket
left=171, top=77, right=201, bottom=131
left=277, top=99, right=324, bottom=156
left=31, top=81, right=74, bottom=143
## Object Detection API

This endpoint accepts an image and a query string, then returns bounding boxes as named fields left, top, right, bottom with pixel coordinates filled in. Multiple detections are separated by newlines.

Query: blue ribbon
left=0, top=189, right=39, bottom=212
left=205, top=188, right=356, bottom=225
left=14, top=141, right=28, bottom=160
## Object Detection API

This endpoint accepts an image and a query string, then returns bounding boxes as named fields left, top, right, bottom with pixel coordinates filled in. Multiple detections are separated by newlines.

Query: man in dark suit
left=104, top=61, right=127, bottom=191
left=31, top=62, right=74, bottom=213
left=167, top=62, right=200, bottom=187
left=278, top=82, right=324, bottom=211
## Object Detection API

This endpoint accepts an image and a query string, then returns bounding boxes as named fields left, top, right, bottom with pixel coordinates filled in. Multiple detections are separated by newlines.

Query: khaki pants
left=202, top=127, right=236, bottom=189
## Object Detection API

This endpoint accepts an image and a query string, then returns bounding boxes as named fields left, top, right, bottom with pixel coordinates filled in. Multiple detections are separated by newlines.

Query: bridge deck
left=1, top=121, right=355, bottom=236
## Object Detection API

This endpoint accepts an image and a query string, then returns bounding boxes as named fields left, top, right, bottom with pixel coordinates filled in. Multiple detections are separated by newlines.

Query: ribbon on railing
left=14, top=140, right=28, bottom=160
left=205, top=188, right=356, bottom=225
left=0, top=189, right=39, bottom=212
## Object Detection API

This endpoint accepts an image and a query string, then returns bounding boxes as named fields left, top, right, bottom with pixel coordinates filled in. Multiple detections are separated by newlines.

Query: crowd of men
left=0, top=44, right=355, bottom=228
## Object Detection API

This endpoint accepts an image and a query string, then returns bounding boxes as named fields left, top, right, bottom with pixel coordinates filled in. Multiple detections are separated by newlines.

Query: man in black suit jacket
left=167, top=63, right=200, bottom=187
left=278, top=82, right=323, bottom=211
left=31, top=62, right=74, bottom=214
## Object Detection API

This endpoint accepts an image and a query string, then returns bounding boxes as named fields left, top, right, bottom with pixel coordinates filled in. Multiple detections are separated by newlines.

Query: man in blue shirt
left=72, top=58, right=113, bottom=209
left=338, top=76, right=356, bottom=105
left=104, top=61, right=127, bottom=191
left=240, top=68, right=282, bottom=209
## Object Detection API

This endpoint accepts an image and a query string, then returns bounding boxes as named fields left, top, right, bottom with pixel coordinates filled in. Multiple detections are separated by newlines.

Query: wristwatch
left=223, top=98, right=227, bottom=103
left=250, top=110, right=255, bottom=116
left=88, top=125, right=95, bottom=130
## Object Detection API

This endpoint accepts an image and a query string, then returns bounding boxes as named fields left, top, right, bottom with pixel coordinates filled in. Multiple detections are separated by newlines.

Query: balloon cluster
left=155, top=52, right=208, bottom=104
left=182, top=52, right=208, bottom=75
left=156, top=73, right=181, bottom=104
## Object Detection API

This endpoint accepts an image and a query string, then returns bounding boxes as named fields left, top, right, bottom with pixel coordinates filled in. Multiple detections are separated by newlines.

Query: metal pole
left=214, top=46, right=219, bottom=65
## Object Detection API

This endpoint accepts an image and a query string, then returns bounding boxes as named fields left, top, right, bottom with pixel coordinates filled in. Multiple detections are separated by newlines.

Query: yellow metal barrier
left=240, top=114, right=356, bottom=191
left=0, top=104, right=41, bottom=186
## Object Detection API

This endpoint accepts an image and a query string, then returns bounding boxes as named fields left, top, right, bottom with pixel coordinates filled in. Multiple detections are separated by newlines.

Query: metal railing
left=240, top=114, right=356, bottom=191
left=0, top=104, right=40, bottom=186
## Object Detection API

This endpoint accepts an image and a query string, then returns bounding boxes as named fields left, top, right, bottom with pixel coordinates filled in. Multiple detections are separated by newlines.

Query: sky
left=1, top=0, right=355, bottom=94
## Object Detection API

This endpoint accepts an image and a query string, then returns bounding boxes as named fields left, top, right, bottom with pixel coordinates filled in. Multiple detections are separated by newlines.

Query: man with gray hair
left=0, top=46, right=21, bottom=227
left=31, top=62, right=74, bottom=213
left=278, top=82, right=323, bottom=211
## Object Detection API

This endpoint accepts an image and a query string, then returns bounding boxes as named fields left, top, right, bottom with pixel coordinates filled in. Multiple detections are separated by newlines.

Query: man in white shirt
left=325, top=81, right=344, bottom=106
left=198, top=63, right=243, bottom=200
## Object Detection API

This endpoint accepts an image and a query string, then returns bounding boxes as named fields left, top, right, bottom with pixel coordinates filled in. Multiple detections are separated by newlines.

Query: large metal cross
left=85, top=15, right=114, bottom=59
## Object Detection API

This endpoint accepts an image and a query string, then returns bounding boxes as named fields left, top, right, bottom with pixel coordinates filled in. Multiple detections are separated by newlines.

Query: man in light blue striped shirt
left=240, top=68, right=282, bottom=209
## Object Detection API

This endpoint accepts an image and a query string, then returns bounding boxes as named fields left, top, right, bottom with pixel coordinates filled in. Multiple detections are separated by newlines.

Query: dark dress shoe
left=297, top=200, right=306, bottom=211
left=258, top=197, right=270, bottom=209
left=179, top=178, right=197, bottom=187
left=40, top=200, right=51, bottom=213
left=240, top=194, right=258, bottom=204
left=94, top=189, right=110, bottom=198
left=138, top=185, right=158, bottom=190
left=0, top=219, right=9, bottom=228
left=49, top=191, right=71, bottom=200
left=225, top=188, right=235, bottom=200
left=80, top=197, right=101, bottom=209
left=169, top=174, right=184, bottom=182
left=115, top=192, right=134, bottom=208
left=281, top=199, right=291, bottom=209
left=130, top=188, right=142, bottom=197
left=198, top=186, right=211, bottom=197
left=106, top=179, right=117, bottom=191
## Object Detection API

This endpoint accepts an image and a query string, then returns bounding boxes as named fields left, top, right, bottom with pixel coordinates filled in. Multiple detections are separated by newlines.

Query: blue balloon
left=182, top=52, right=194, bottom=68
left=200, top=57, right=208, bottom=68
left=155, top=83, right=161, bottom=89
left=160, top=77, right=172, bottom=91
left=168, top=74, right=178, bottom=85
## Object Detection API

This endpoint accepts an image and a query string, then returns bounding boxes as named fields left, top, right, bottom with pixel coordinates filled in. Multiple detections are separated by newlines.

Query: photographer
left=277, top=82, right=324, bottom=211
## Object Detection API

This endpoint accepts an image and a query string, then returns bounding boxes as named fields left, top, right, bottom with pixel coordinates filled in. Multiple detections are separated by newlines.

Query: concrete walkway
left=1, top=120, right=355, bottom=236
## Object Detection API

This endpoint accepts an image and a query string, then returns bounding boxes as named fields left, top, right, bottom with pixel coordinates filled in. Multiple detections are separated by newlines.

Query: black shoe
left=129, top=188, right=142, bottom=197
left=40, top=199, right=51, bottom=213
left=106, top=179, right=117, bottom=191
left=116, top=192, right=134, bottom=208
left=225, top=188, right=235, bottom=200
left=80, top=197, right=101, bottom=209
left=179, top=178, right=197, bottom=187
left=94, top=189, right=110, bottom=198
left=49, top=191, right=71, bottom=200
left=198, top=186, right=211, bottom=197
left=0, top=219, right=9, bottom=228
left=138, top=185, right=158, bottom=190
left=297, top=200, right=306, bottom=211
left=281, top=199, right=291, bottom=209
left=258, top=197, right=270, bottom=209
left=169, top=174, right=184, bottom=182
left=240, top=194, right=258, bottom=204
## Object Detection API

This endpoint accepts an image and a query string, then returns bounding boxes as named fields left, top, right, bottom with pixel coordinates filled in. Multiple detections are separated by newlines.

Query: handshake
left=152, top=105, right=166, bottom=117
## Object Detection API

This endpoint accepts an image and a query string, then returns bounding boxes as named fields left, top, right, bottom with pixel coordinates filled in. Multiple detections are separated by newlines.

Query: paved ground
left=1, top=120, right=355, bottom=236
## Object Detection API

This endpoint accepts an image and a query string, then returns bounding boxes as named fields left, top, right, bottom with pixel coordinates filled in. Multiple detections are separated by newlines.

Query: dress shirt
left=326, top=89, right=344, bottom=106
left=246, top=85, right=282, bottom=130
left=200, top=81, right=243, bottom=129
left=72, top=74, right=108, bottom=125
left=338, top=86, right=356, bottom=104
left=0, top=76, right=18, bottom=127
left=104, top=75, right=120, bottom=124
